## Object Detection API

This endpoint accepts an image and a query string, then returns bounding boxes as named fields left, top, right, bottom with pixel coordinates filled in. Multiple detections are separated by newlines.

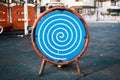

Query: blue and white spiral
left=35, top=10, right=86, bottom=62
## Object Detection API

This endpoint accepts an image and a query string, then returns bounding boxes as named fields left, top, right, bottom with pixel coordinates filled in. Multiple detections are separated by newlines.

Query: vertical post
left=96, top=1, right=100, bottom=21
left=7, top=0, right=11, bottom=23
left=75, top=60, right=84, bottom=76
left=40, top=0, right=41, bottom=13
left=24, top=0, right=28, bottom=35
left=9, top=0, right=12, bottom=23
left=37, top=0, right=41, bottom=18
left=39, top=59, right=46, bottom=76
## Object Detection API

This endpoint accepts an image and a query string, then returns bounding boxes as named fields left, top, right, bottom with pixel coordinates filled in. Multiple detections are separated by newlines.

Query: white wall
left=63, top=0, right=94, bottom=7
left=41, top=0, right=50, bottom=6
left=101, top=1, right=111, bottom=13
left=41, top=0, right=94, bottom=7
left=117, top=1, right=120, bottom=9
left=100, top=1, right=120, bottom=13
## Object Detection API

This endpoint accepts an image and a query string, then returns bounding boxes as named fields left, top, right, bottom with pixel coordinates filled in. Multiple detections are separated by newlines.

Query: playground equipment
left=0, top=2, right=35, bottom=33
left=11, top=5, right=35, bottom=31
left=0, top=3, right=12, bottom=32
left=31, top=7, right=90, bottom=76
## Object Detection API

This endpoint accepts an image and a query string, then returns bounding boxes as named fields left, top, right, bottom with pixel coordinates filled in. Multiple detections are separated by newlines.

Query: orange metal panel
left=12, top=5, right=35, bottom=30
left=0, top=3, right=12, bottom=31
left=0, top=4, right=8, bottom=25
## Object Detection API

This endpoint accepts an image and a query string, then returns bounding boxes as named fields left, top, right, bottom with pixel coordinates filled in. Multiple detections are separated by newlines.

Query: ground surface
left=0, top=23, right=120, bottom=80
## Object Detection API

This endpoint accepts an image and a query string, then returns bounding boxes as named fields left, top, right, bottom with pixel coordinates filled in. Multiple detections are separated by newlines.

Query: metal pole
left=96, top=1, right=99, bottom=21
left=37, top=0, right=41, bottom=18
left=9, top=0, right=12, bottom=23
left=7, top=0, right=10, bottom=23
left=24, top=0, right=28, bottom=35
left=39, top=59, right=46, bottom=76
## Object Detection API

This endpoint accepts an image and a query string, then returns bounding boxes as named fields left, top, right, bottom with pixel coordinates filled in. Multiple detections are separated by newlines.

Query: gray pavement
left=0, top=23, right=120, bottom=80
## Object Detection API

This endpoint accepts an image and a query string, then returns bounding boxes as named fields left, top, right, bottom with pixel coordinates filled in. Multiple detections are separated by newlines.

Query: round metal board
left=32, top=7, right=89, bottom=65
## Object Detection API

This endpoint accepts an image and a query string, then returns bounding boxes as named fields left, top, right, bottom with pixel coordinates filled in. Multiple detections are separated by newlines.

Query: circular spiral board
left=32, top=7, right=89, bottom=65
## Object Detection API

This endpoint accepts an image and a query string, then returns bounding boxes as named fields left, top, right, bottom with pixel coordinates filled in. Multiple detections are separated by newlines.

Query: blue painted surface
left=35, top=10, right=86, bottom=62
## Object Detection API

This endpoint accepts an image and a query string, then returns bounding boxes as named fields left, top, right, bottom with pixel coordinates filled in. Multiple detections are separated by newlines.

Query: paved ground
left=0, top=23, right=120, bottom=80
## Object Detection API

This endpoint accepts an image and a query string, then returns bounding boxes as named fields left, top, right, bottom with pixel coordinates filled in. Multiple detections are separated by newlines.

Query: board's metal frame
left=31, top=7, right=90, bottom=76
left=39, top=59, right=84, bottom=76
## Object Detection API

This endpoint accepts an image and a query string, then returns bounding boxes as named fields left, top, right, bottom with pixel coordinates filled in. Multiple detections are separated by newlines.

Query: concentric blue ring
left=35, top=10, right=86, bottom=62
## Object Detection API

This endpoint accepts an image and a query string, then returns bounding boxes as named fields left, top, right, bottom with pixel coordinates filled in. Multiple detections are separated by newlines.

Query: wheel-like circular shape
left=31, top=7, right=90, bottom=65
left=0, top=26, right=3, bottom=34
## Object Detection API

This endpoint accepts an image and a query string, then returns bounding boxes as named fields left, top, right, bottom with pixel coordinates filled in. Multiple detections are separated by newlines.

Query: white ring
left=0, top=26, right=3, bottom=34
